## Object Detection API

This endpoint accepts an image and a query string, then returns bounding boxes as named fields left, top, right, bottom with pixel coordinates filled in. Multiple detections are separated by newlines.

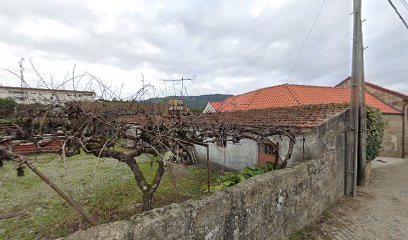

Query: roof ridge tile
left=285, top=84, right=302, bottom=104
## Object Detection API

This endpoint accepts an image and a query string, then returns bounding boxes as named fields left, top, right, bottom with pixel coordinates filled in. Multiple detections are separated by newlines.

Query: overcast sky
left=0, top=0, right=407, bottom=98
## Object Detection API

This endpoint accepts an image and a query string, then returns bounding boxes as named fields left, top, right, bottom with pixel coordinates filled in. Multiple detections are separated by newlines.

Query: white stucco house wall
left=0, top=86, right=96, bottom=104
left=203, top=102, right=223, bottom=113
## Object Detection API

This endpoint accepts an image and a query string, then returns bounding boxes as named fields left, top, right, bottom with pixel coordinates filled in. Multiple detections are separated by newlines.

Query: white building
left=0, top=86, right=96, bottom=104
left=194, top=104, right=349, bottom=171
left=203, top=102, right=222, bottom=113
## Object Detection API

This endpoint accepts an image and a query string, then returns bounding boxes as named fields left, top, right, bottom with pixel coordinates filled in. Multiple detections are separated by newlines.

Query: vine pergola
left=0, top=98, right=297, bottom=226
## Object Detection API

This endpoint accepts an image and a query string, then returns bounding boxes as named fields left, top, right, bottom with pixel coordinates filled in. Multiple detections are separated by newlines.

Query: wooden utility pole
left=356, top=0, right=367, bottom=188
left=347, top=0, right=367, bottom=196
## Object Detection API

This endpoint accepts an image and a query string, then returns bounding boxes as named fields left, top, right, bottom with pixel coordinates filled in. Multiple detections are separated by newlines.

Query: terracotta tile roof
left=217, top=84, right=400, bottom=114
left=115, top=104, right=348, bottom=129
left=195, top=104, right=349, bottom=128
left=209, top=102, right=223, bottom=110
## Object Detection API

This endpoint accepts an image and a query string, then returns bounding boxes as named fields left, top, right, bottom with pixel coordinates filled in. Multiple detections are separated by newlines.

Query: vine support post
left=23, top=160, right=97, bottom=226
left=206, top=144, right=210, bottom=193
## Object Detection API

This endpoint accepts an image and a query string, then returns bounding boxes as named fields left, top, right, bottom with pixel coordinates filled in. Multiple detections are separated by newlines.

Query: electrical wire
left=387, top=0, right=408, bottom=30
left=287, top=0, right=327, bottom=81
left=398, top=0, right=408, bottom=11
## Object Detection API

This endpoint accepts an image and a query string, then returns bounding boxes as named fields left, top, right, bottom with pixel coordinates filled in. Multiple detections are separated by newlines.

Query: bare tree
left=1, top=63, right=297, bottom=220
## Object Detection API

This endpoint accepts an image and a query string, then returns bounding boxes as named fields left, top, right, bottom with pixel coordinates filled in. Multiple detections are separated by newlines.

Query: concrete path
left=310, top=157, right=408, bottom=240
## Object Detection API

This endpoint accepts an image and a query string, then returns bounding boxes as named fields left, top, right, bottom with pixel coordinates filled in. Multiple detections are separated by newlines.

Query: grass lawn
left=0, top=152, right=219, bottom=239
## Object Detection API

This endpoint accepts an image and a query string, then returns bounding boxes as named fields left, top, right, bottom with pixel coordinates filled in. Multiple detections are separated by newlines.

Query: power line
left=387, top=0, right=408, bottom=30
left=398, top=0, right=408, bottom=11
left=287, top=0, right=326, bottom=81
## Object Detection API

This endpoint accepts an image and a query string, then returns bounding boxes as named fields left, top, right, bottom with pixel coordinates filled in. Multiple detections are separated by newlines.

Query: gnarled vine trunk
left=142, top=193, right=154, bottom=211
left=95, top=148, right=166, bottom=212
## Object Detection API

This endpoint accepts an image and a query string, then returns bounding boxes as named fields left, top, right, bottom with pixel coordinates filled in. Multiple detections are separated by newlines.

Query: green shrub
left=366, top=106, right=384, bottom=161
left=0, top=98, right=17, bottom=119
left=211, top=163, right=277, bottom=191
left=241, top=165, right=265, bottom=178
left=265, top=162, right=275, bottom=172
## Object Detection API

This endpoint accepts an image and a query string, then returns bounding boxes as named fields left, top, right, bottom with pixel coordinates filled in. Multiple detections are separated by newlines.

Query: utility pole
left=348, top=0, right=367, bottom=196
left=141, top=73, right=145, bottom=101
left=162, top=77, right=193, bottom=116
left=163, top=77, right=193, bottom=98
left=18, top=57, right=29, bottom=104
left=19, top=57, right=25, bottom=87
left=356, top=0, right=367, bottom=188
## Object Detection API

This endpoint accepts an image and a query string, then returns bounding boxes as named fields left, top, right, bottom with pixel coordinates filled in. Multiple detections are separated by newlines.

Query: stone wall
left=337, top=79, right=405, bottom=111
left=66, top=156, right=345, bottom=240
left=65, top=112, right=348, bottom=240
left=365, top=86, right=404, bottom=111
left=361, top=84, right=407, bottom=158
left=382, top=114, right=404, bottom=158
left=276, top=109, right=348, bottom=164
left=337, top=79, right=408, bottom=158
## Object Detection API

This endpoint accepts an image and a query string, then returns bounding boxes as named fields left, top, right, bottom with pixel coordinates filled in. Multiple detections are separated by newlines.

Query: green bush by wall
left=366, top=106, right=384, bottom=161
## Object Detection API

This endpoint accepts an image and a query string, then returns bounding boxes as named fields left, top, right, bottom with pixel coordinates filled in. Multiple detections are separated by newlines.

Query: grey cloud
left=0, top=0, right=406, bottom=96
left=0, top=0, right=97, bottom=28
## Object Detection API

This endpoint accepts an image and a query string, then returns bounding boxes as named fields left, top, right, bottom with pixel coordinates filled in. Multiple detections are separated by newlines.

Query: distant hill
left=144, top=94, right=232, bottom=111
